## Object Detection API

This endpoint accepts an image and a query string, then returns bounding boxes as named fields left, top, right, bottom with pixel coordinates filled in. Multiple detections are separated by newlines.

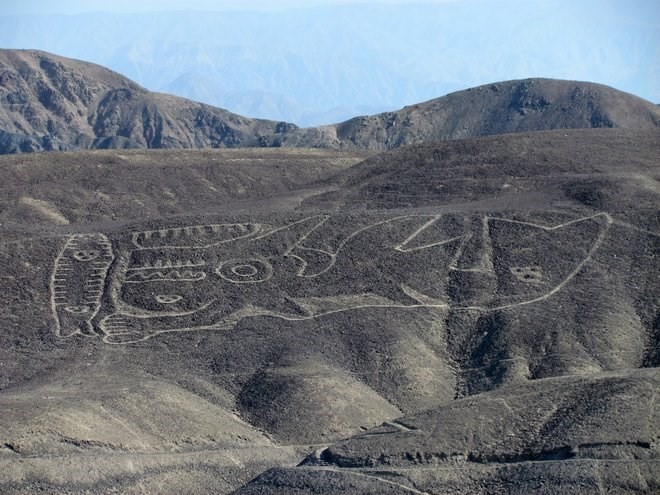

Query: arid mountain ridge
left=1, top=49, right=659, bottom=154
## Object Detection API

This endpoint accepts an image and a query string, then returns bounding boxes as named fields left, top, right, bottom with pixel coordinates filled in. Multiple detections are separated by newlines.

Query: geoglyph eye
left=215, top=258, right=273, bottom=283
left=155, top=294, right=183, bottom=304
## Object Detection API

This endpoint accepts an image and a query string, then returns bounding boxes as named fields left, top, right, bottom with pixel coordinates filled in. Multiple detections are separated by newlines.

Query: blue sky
left=4, top=0, right=463, bottom=14
left=11, top=0, right=655, bottom=15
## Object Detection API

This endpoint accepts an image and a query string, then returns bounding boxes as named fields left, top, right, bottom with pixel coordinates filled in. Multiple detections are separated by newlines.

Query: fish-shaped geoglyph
left=51, top=234, right=114, bottom=337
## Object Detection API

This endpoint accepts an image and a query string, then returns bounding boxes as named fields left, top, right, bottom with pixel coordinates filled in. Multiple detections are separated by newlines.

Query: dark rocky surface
left=236, top=370, right=659, bottom=494
left=0, top=128, right=657, bottom=494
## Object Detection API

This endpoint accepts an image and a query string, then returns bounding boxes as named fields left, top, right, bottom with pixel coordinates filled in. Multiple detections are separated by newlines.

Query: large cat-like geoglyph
left=50, top=213, right=612, bottom=344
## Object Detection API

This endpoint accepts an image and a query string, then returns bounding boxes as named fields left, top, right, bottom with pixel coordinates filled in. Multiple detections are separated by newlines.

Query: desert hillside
left=0, top=128, right=657, bottom=494
left=0, top=49, right=297, bottom=154
left=305, top=78, right=660, bottom=149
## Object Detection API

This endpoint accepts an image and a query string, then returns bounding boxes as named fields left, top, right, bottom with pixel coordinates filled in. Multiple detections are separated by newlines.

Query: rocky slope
left=281, top=78, right=660, bottom=150
left=0, top=129, right=657, bottom=493
left=304, top=128, right=660, bottom=214
left=236, top=370, right=659, bottom=495
left=1, top=49, right=659, bottom=154
left=0, top=49, right=296, bottom=153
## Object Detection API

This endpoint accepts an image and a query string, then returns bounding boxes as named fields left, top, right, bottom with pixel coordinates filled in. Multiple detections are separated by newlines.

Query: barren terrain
left=0, top=128, right=657, bottom=493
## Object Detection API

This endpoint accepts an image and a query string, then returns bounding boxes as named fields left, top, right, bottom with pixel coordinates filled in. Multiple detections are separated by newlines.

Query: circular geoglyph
left=215, top=258, right=273, bottom=283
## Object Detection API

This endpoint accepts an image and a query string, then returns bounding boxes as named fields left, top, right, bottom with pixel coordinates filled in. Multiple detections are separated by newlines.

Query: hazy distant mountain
left=161, top=73, right=305, bottom=123
left=1, top=49, right=658, bottom=154
left=160, top=73, right=392, bottom=126
left=0, top=1, right=656, bottom=124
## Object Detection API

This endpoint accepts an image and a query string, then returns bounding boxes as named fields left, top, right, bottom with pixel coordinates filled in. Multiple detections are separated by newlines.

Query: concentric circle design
left=215, top=258, right=273, bottom=283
